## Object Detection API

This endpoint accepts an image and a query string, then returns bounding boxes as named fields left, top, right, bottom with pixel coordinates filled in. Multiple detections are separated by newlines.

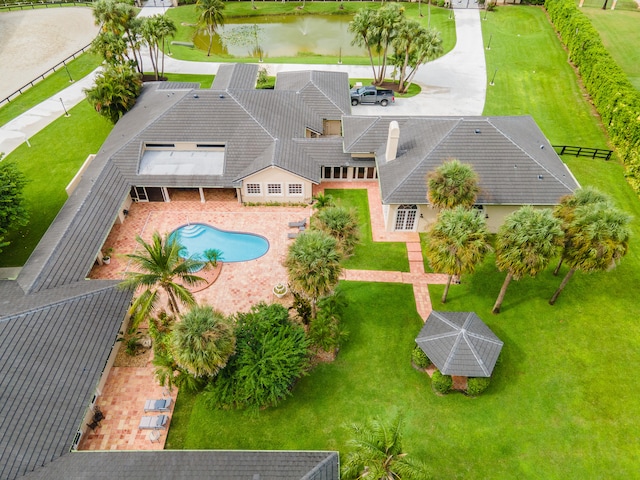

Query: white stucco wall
left=242, top=167, right=313, bottom=204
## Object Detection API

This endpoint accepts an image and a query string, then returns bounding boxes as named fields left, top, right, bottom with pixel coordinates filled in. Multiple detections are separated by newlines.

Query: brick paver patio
left=81, top=183, right=447, bottom=451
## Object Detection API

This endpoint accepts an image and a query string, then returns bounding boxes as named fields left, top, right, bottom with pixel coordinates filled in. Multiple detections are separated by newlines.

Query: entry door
left=395, top=205, right=417, bottom=231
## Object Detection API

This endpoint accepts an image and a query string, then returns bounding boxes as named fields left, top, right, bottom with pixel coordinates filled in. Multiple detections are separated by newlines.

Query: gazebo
left=415, top=311, right=503, bottom=380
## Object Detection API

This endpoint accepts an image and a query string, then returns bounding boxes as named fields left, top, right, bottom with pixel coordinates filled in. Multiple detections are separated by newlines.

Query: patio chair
left=148, top=430, right=161, bottom=443
left=144, top=398, right=172, bottom=412
left=138, top=415, right=168, bottom=430
left=288, top=218, right=306, bottom=228
left=287, top=232, right=298, bottom=239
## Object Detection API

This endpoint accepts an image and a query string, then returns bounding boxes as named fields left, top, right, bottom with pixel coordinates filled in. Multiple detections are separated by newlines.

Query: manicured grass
left=482, top=6, right=609, bottom=148
left=324, top=189, right=409, bottom=272
left=165, top=1, right=456, bottom=64
left=580, top=6, right=640, bottom=90
left=0, top=52, right=102, bottom=127
left=166, top=7, right=640, bottom=478
left=0, top=101, right=113, bottom=267
left=160, top=73, right=215, bottom=88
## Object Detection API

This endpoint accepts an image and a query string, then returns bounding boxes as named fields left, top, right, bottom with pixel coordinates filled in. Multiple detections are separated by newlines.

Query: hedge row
left=545, top=0, right=640, bottom=193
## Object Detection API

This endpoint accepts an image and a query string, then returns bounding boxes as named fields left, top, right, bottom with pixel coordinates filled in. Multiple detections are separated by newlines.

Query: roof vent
left=474, top=129, right=481, bottom=134
left=193, top=94, right=199, bottom=98
left=540, top=145, right=544, bottom=149
left=538, top=175, right=543, bottom=180
left=219, top=94, right=225, bottom=99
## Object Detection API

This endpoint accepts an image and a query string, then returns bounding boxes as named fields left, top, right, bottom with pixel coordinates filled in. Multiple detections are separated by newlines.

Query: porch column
left=199, top=187, right=205, bottom=203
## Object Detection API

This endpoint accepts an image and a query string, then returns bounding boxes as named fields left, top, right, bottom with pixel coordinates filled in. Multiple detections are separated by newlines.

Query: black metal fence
left=0, top=44, right=92, bottom=107
left=0, top=0, right=93, bottom=11
left=553, top=145, right=614, bottom=160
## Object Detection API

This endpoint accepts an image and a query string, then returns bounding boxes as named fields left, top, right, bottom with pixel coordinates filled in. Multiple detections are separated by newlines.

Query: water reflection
left=193, top=14, right=361, bottom=58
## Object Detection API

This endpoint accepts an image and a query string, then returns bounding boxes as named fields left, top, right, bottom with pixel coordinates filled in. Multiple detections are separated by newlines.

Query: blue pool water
left=170, top=223, right=269, bottom=263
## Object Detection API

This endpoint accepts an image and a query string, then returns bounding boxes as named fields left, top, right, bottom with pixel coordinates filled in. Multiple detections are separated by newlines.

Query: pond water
left=193, top=14, right=363, bottom=58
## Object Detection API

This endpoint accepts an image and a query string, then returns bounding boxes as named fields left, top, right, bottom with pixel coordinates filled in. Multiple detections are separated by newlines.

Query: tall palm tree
left=84, top=64, right=142, bottom=124
left=371, top=3, right=403, bottom=85
left=398, top=27, right=443, bottom=94
left=552, top=186, right=610, bottom=275
left=119, top=231, right=206, bottom=328
left=313, top=205, right=360, bottom=256
left=196, top=0, right=225, bottom=57
left=549, top=202, right=630, bottom=305
left=171, top=305, right=236, bottom=378
left=348, top=8, right=378, bottom=81
left=426, top=206, right=491, bottom=303
left=492, top=206, right=563, bottom=314
left=426, top=159, right=480, bottom=210
left=342, top=415, right=429, bottom=480
left=285, top=230, right=343, bottom=319
left=93, top=0, right=144, bottom=73
left=141, top=14, right=176, bottom=81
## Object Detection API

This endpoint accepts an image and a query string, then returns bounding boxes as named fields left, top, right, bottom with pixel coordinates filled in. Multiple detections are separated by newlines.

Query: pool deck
left=81, top=182, right=447, bottom=451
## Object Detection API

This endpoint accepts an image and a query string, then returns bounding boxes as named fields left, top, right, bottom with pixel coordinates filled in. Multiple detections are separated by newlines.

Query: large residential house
left=0, top=63, right=577, bottom=479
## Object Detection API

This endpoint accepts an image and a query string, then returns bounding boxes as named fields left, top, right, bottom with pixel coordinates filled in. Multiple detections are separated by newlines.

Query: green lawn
left=324, top=189, right=409, bottom=272
left=0, top=52, right=102, bottom=128
left=0, top=101, right=113, bottom=267
left=482, top=6, right=609, bottom=148
left=579, top=5, right=640, bottom=90
left=165, top=1, right=456, bottom=64
left=165, top=6, right=640, bottom=478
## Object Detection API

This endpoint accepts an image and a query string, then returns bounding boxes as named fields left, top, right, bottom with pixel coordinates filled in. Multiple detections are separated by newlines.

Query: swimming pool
left=169, top=223, right=269, bottom=263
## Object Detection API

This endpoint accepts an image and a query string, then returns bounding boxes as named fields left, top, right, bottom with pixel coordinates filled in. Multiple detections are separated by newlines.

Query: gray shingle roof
left=0, top=285, right=132, bottom=480
left=211, top=63, right=259, bottom=90
left=416, top=311, right=504, bottom=377
left=22, top=451, right=339, bottom=480
left=343, top=115, right=579, bottom=205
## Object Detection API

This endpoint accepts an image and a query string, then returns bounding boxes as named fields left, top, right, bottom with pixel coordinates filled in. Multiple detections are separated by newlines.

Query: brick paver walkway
left=83, top=182, right=447, bottom=451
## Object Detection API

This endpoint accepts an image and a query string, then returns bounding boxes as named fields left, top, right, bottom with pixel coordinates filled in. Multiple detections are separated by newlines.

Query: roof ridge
left=385, top=118, right=461, bottom=203
left=343, top=116, right=382, bottom=152
left=486, top=117, right=576, bottom=191
left=226, top=90, right=277, bottom=142
left=462, top=312, right=490, bottom=376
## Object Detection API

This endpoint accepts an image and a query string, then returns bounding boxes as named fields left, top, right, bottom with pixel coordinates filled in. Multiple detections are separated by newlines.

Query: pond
left=193, top=14, right=363, bottom=58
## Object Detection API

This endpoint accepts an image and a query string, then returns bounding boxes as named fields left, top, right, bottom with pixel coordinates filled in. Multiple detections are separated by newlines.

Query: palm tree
left=342, top=414, right=429, bottom=480
left=426, top=159, right=480, bottom=210
left=549, top=202, right=630, bottom=305
left=84, top=64, right=142, bottom=124
left=119, top=231, right=206, bottom=328
left=313, top=205, right=360, bottom=256
left=93, top=0, right=144, bottom=73
left=196, top=0, right=225, bottom=57
left=312, top=192, right=334, bottom=210
left=348, top=8, right=378, bottom=81
left=285, top=230, right=343, bottom=319
left=171, top=305, right=236, bottom=378
left=426, top=206, right=491, bottom=303
left=371, top=4, right=403, bottom=85
left=552, top=186, right=610, bottom=275
left=141, top=14, right=177, bottom=81
left=492, top=206, right=563, bottom=314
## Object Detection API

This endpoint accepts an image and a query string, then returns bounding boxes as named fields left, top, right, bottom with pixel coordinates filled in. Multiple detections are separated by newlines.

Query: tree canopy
left=204, top=303, right=310, bottom=410
left=85, top=64, right=142, bottom=124
left=426, top=206, right=491, bottom=303
left=0, top=159, right=29, bottom=254
left=119, top=231, right=206, bottom=328
left=196, top=0, right=226, bottom=56
left=492, top=206, right=563, bottom=314
left=426, top=159, right=480, bottom=210
left=312, top=205, right=360, bottom=257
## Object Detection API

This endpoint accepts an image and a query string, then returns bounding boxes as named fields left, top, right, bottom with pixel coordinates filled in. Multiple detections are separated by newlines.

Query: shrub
left=466, top=377, right=491, bottom=396
left=309, top=291, right=349, bottom=353
left=431, top=370, right=452, bottom=394
left=411, top=346, right=431, bottom=369
left=204, top=303, right=310, bottom=410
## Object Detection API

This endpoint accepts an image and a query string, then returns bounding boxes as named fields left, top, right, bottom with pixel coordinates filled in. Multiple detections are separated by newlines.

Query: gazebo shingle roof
left=416, top=311, right=503, bottom=377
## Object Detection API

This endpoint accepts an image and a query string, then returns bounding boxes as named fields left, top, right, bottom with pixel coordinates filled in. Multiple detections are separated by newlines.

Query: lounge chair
left=287, top=232, right=298, bottom=239
left=144, top=398, right=172, bottom=412
left=288, top=218, right=306, bottom=228
left=138, top=415, right=168, bottom=430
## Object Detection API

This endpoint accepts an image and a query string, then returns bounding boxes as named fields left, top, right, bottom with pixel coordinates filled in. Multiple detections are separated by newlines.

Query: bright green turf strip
left=0, top=102, right=112, bottom=267
left=0, top=52, right=102, bottom=128
left=580, top=6, right=640, bottom=91
left=481, top=6, right=609, bottom=148
left=165, top=1, right=455, bottom=64
left=324, top=188, right=409, bottom=272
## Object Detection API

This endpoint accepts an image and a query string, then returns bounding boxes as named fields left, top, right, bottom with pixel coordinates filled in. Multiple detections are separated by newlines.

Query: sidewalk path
left=0, top=6, right=485, bottom=157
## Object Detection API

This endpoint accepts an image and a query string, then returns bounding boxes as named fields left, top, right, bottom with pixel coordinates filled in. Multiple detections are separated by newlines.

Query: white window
left=288, top=183, right=303, bottom=196
left=246, top=183, right=261, bottom=195
left=267, top=183, right=283, bottom=195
